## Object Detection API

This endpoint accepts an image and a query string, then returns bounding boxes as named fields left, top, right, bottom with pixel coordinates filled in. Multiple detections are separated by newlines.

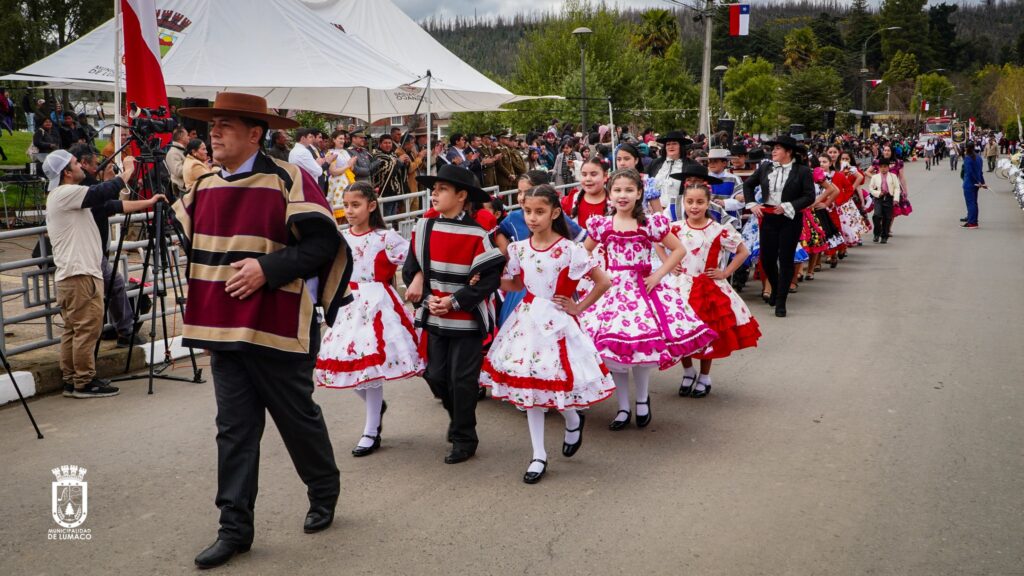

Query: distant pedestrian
left=961, top=142, right=986, bottom=229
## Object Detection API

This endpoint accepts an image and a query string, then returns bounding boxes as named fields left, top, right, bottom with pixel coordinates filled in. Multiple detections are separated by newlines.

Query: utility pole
left=697, top=0, right=714, bottom=139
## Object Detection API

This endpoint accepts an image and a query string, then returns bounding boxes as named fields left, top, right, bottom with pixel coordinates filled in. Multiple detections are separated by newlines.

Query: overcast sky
left=391, top=0, right=980, bottom=21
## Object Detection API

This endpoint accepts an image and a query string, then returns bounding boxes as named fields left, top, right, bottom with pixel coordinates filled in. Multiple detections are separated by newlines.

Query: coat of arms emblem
left=52, top=465, right=88, bottom=529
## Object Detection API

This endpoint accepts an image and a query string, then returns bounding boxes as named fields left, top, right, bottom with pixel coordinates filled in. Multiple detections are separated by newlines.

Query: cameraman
left=70, top=143, right=148, bottom=348
left=43, top=150, right=165, bottom=399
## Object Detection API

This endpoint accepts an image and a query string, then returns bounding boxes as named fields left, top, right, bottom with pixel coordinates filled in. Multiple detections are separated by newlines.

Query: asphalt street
left=1, top=158, right=1022, bottom=575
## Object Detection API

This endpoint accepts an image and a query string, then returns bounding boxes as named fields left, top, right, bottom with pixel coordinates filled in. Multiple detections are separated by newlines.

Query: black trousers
left=759, top=212, right=802, bottom=308
left=210, top=350, right=339, bottom=546
left=872, top=195, right=894, bottom=239
left=424, top=334, right=482, bottom=452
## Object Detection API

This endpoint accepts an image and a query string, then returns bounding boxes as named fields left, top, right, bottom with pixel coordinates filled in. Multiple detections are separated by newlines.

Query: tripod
left=1, top=348, right=43, bottom=438
left=103, top=129, right=204, bottom=393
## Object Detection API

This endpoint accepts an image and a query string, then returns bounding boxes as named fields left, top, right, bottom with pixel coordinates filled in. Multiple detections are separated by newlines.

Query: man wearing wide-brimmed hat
left=647, top=130, right=700, bottom=205
left=174, top=92, right=352, bottom=569
left=699, top=148, right=743, bottom=188
left=403, top=164, right=505, bottom=465
left=741, top=134, right=815, bottom=318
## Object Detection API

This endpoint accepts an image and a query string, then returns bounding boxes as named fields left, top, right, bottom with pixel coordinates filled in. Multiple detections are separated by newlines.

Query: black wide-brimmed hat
left=729, top=144, right=748, bottom=157
left=416, top=164, right=489, bottom=204
left=745, top=148, right=766, bottom=164
left=763, top=134, right=800, bottom=151
left=656, top=130, right=693, bottom=147
left=668, top=163, right=723, bottom=186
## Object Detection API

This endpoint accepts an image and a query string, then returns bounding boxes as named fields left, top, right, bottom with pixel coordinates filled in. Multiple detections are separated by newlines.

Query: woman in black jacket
left=33, top=117, right=61, bottom=163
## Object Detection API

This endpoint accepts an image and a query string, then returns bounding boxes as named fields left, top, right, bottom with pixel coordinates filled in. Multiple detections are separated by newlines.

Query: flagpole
left=425, top=71, right=433, bottom=177
left=697, top=0, right=714, bottom=140
left=113, top=0, right=122, bottom=157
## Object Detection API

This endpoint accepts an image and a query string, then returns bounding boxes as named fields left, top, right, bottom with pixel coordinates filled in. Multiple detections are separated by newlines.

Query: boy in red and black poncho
left=403, top=165, right=505, bottom=465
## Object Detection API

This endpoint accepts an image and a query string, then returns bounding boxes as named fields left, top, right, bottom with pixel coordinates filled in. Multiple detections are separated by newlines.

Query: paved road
left=2, top=160, right=1022, bottom=575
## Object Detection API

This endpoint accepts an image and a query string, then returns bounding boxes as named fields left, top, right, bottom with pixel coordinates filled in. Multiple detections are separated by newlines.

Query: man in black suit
left=742, top=135, right=815, bottom=317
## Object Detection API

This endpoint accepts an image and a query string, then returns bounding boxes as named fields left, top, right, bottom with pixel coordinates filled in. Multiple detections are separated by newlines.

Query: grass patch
left=0, top=132, right=110, bottom=167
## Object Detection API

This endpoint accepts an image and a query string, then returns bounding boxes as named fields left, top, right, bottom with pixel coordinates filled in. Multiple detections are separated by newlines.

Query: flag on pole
left=121, top=0, right=168, bottom=114
left=920, top=100, right=930, bottom=112
left=868, top=79, right=883, bottom=88
left=728, top=4, right=750, bottom=37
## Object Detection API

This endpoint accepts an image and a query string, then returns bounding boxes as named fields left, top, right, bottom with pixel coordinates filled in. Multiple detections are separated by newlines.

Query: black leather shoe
left=635, top=398, right=652, bottom=428
left=775, top=306, right=787, bottom=318
left=194, top=539, right=250, bottom=569
left=444, top=448, right=475, bottom=464
left=561, top=413, right=586, bottom=457
left=959, top=217, right=967, bottom=222
left=522, top=459, right=547, bottom=484
left=768, top=293, right=777, bottom=307
left=691, top=382, right=711, bottom=399
left=351, top=435, right=380, bottom=457
left=608, top=410, right=631, bottom=431
left=303, top=504, right=335, bottom=534
left=679, top=374, right=696, bottom=397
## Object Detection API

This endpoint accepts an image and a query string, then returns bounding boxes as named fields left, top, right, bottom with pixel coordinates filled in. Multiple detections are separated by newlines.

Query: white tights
left=611, top=365, right=654, bottom=421
left=354, top=387, right=384, bottom=448
left=526, top=407, right=581, bottom=473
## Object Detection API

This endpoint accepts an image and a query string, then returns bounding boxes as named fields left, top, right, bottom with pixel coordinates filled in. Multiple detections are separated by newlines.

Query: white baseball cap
left=42, top=150, right=74, bottom=191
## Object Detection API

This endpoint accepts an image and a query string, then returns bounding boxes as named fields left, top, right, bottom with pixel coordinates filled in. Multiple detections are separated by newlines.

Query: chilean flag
left=121, top=0, right=168, bottom=114
left=921, top=100, right=930, bottom=112
left=729, top=4, right=750, bottom=36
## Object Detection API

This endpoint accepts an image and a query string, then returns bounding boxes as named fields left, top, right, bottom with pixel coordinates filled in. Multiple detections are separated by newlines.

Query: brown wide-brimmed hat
left=177, top=92, right=297, bottom=129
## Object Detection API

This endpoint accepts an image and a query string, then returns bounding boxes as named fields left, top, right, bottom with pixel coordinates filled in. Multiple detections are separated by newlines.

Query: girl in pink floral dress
left=315, top=183, right=424, bottom=457
left=579, top=169, right=717, bottom=431
left=482, top=185, right=615, bottom=484
left=665, top=183, right=761, bottom=399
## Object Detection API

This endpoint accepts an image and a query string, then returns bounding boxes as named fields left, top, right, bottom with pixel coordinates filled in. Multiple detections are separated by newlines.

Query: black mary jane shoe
left=635, top=398, right=652, bottom=428
left=691, top=382, right=711, bottom=399
left=679, top=374, right=696, bottom=397
left=562, top=412, right=586, bottom=457
left=523, top=459, right=548, bottom=484
left=608, top=410, right=631, bottom=431
left=303, top=504, right=335, bottom=534
left=194, top=539, right=251, bottom=569
left=351, top=435, right=381, bottom=457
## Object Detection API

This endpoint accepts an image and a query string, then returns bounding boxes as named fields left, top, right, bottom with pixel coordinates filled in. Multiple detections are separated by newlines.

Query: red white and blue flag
left=121, top=0, right=168, bottom=114
left=729, top=4, right=750, bottom=37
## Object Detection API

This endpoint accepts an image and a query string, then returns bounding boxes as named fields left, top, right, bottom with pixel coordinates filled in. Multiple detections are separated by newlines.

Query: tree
left=782, top=27, right=819, bottom=70
left=912, top=72, right=956, bottom=114
left=879, top=0, right=932, bottom=70
left=810, top=13, right=844, bottom=49
left=633, top=9, right=678, bottom=58
left=779, top=65, right=845, bottom=131
left=845, top=0, right=881, bottom=71
left=927, top=3, right=959, bottom=71
left=883, top=50, right=920, bottom=85
left=723, top=56, right=780, bottom=134
left=989, top=65, right=1024, bottom=140
left=1017, top=31, right=1024, bottom=66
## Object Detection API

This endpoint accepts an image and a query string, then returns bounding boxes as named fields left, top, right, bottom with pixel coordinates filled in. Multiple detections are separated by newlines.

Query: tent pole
left=426, top=71, right=432, bottom=177
left=113, top=0, right=122, bottom=156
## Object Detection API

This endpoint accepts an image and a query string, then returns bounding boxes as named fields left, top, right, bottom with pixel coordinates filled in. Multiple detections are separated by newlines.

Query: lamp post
left=714, top=64, right=728, bottom=120
left=573, top=27, right=592, bottom=133
left=861, top=26, right=901, bottom=136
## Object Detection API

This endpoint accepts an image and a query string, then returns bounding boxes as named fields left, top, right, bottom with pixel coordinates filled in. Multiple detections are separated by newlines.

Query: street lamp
left=573, top=27, right=592, bottom=133
left=861, top=26, right=901, bottom=136
left=714, top=64, right=728, bottom=120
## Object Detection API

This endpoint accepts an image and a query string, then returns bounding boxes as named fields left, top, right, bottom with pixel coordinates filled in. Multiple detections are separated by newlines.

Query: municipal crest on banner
left=156, top=10, right=193, bottom=59
left=52, top=465, right=88, bottom=528
left=951, top=122, right=967, bottom=144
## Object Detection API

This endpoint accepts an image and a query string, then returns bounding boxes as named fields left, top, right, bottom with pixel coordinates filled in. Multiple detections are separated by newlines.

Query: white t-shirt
left=45, top=184, right=103, bottom=282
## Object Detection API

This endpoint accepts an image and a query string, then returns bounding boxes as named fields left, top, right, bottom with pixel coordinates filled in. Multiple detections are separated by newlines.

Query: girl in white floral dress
left=315, top=182, right=424, bottom=457
left=481, top=185, right=614, bottom=484
left=579, top=170, right=717, bottom=432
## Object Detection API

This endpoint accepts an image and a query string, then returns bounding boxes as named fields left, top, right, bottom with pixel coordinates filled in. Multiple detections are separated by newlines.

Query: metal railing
left=0, top=213, right=187, bottom=357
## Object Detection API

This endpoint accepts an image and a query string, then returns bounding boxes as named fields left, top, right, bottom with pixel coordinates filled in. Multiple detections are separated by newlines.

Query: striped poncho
left=172, top=152, right=352, bottom=357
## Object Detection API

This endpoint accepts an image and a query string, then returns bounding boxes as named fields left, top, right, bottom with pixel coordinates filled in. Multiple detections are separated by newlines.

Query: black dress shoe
left=377, top=400, right=388, bottom=435
left=679, top=374, right=695, bottom=397
left=768, top=293, right=777, bottom=307
left=775, top=306, right=787, bottom=318
left=194, top=539, right=251, bottom=569
left=960, top=217, right=967, bottom=222
left=303, top=504, right=335, bottom=534
left=351, top=435, right=380, bottom=457
left=562, top=412, right=586, bottom=457
left=608, top=410, right=631, bottom=431
left=522, top=459, right=547, bottom=484
left=444, top=448, right=475, bottom=464
left=635, top=398, right=652, bottom=428
left=691, top=382, right=711, bottom=399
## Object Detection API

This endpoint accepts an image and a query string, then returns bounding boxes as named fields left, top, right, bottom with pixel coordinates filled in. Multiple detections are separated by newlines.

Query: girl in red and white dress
left=481, top=185, right=615, bottom=484
left=315, top=182, right=424, bottom=457
left=579, top=169, right=717, bottom=431
left=665, top=183, right=761, bottom=398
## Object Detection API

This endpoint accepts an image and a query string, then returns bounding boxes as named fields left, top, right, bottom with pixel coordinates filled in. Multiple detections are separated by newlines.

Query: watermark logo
left=48, top=465, right=92, bottom=541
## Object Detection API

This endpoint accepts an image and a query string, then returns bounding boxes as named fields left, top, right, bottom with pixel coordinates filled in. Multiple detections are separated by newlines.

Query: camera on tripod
left=128, top=103, right=178, bottom=138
